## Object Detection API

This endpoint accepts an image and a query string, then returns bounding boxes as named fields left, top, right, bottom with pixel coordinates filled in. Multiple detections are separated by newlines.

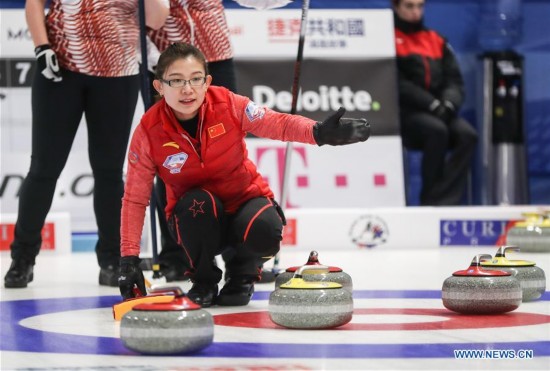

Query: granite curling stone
left=112, top=285, right=185, bottom=321
left=481, top=245, right=546, bottom=302
left=506, top=211, right=550, bottom=253
left=275, top=250, right=353, bottom=293
left=269, top=265, right=353, bottom=329
left=442, top=254, right=522, bottom=314
left=120, top=291, right=213, bottom=354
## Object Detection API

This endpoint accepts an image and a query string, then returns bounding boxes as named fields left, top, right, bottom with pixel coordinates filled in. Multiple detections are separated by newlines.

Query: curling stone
left=275, top=251, right=353, bottom=293
left=481, top=246, right=546, bottom=302
left=269, top=265, right=353, bottom=329
left=112, top=285, right=185, bottom=321
left=442, top=254, right=522, bottom=314
left=120, top=288, right=213, bottom=354
left=506, top=211, right=550, bottom=253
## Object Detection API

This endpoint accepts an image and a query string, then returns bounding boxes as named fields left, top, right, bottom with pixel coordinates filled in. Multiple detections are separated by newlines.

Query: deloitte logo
left=252, top=85, right=381, bottom=112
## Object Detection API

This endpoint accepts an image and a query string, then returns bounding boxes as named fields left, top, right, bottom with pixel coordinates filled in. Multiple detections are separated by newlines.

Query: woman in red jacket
left=118, top=42, right=370, bottom=307
left=146, top=0, right=238, bottom=282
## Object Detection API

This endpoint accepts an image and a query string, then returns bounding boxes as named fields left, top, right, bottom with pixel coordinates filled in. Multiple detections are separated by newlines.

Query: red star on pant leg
left=189, top=199, right=205, bottom=218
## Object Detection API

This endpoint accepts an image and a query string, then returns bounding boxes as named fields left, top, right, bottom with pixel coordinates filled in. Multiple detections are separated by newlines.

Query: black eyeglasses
left=160, top=77, right=206, bottom=88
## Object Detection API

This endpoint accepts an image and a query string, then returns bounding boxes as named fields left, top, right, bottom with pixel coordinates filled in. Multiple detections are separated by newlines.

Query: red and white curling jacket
left=121, top=86, right=316, bottom=256
left=148, top=0, right=233, bottom=62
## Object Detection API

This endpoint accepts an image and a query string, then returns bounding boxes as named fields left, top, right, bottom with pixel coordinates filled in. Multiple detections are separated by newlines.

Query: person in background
left=392, top=0, right=478, bottom=205
left=118, top=43, right=370, bottom=307
left=4, top=0, right=169, bottom=289
left=144, top=0, right=237, bottom=282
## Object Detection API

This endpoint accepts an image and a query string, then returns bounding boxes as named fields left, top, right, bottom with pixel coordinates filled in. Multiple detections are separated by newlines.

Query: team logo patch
left=349, top=215, right=389, bottom=248
left=208, top=123, right=226, bottom=138
left=245, top=101, right=265, bottom=122
left=163, top=152, right=188, bottom=174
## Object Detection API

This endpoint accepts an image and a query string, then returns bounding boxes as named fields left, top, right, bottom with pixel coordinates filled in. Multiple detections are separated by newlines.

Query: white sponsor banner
left=246, top=138, right=405, bottom=208
left=1, top=138, right=406, bottom=232
left=1, top=152, right=98, bottom=232
left=282, top=206, right=543, bottom=250
left=226, top=9, right=395, bottom=59
left=0, top=9, right=34, bottom=57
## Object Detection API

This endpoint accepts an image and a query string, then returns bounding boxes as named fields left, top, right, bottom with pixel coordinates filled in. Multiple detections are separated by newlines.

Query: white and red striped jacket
left=148, top=0, right=233, bottom=62
left=46, top=0, right=142, bottom=77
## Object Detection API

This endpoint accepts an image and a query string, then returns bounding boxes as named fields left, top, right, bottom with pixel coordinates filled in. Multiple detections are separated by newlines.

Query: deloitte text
left=253, top=85, right=380, bottom=112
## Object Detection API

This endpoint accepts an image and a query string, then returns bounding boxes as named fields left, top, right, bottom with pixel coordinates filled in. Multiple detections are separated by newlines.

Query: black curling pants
left=10, top=69, right=140, bottom=267
left=401, top=111, right=478, bottom=206
left=168, top=189, right=283, bottom=284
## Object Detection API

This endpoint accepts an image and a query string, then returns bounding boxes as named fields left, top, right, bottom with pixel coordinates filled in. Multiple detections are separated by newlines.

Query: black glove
left=35, top=44, right=62, bottom=82
left=118, top=256, right=146, bottom=300
left=430, top=99, right=456, bottom=123
left=313, top=107, right=371, bottom=146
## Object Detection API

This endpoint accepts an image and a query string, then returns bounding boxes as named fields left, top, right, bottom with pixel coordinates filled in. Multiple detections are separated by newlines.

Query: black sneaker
left=217, top=276, right=255, bottom=306
left=99, top=264, right=119, bottom=287
left=187, top=282, right=218, bottom=308
left=4, top=258, right=34, bottom=288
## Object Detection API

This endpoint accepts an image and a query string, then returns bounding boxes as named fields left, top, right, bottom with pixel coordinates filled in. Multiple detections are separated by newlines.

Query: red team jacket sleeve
left=120, top=124, right=156, bottom=257
left=230, top=93, right=318, bottom=144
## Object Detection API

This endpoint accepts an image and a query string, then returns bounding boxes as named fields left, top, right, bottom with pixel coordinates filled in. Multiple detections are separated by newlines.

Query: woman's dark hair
left=155, top=42, right=209, bottom=80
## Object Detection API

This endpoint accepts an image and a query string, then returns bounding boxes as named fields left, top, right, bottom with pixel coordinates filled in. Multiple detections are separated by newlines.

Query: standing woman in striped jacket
left=4, top=0, right=169, bottom=289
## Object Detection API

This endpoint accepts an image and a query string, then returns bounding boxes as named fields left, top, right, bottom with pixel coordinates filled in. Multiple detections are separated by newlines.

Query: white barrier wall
left=281, top=206, right=543, bottom=250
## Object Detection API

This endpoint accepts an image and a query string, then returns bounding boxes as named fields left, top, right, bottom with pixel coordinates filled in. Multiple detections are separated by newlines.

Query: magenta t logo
left=256, top=146, right=308, bottom=208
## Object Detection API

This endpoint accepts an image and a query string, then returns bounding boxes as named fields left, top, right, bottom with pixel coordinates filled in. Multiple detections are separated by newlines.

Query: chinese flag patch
left=208, top=123, right=226, bottom=138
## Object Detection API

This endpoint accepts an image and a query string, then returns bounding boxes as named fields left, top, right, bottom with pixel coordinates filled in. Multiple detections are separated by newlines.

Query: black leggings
left=401, top=111, right=478, bottom=205
left=11, top=69, right=140, bottom=267
left=168, top=190, right=283, bottom=284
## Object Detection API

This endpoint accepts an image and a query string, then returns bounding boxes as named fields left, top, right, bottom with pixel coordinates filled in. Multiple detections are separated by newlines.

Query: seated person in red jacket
left=393, top=0, right=478, bottom=205
left=118, top=42, right=370, bottom=307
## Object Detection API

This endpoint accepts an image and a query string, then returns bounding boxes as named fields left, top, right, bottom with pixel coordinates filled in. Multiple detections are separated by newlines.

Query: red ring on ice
left=213, top=308, right=550, bottom=330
